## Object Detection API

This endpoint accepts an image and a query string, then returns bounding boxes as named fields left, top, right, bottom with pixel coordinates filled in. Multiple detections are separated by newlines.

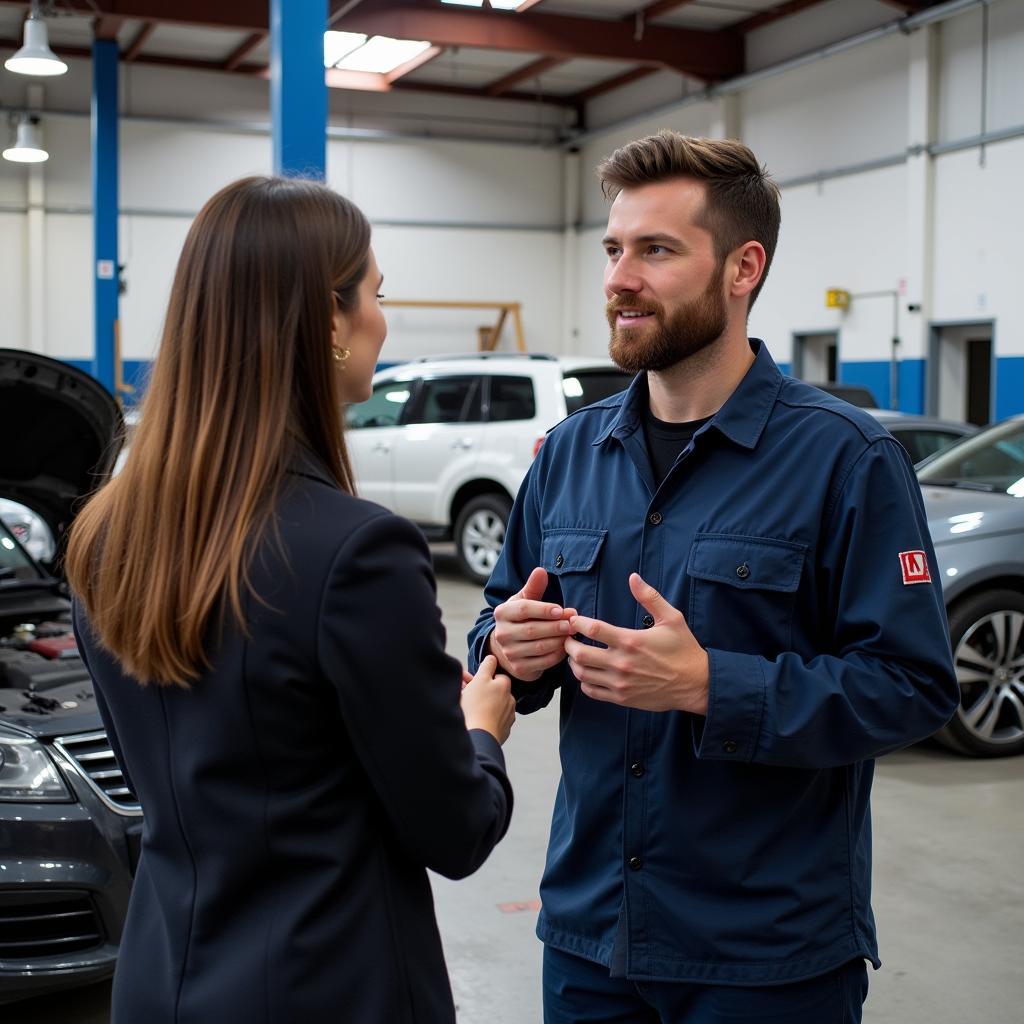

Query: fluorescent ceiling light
left=2, top=117, right=48, bottom=163
left=4, top=12, right=67, bottom=77
left=323, top=31, right=367, bottom=68
left=337, top=36, right=432, bottom=74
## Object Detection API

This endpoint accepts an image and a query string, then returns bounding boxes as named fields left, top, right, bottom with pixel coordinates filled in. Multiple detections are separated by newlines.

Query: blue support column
left=271, top=0, right=327, bottom=179
left=91, top=38, right=119, bottom=396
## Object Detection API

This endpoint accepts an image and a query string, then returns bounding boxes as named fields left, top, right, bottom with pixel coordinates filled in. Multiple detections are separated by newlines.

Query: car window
left=405, top=376, right=483, bottom=425
left=918, top=420, right=1024, bottom=494
left=563, top=370, right=632, bottom=415
left=0, top=520, right=45, bottom=583
left=813, top=384, right=879, bottom=408
left=345, top=380, right=414, bottom=429
left=487, top=376, right=536, bottom=422
left=887, top=428, right=967, bottom=466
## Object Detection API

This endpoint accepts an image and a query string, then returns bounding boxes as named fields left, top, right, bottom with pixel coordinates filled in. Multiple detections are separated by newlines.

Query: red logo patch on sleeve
left=899, top=550, right=932, bottom=585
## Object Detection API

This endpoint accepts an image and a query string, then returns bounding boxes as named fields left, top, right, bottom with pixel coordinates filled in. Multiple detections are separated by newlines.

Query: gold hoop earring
left=332, top=347, right=351, bottom=365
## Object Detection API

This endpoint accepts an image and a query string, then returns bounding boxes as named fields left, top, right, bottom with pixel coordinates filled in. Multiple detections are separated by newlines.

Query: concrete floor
left=12, top=546, right=1024, bottom=1023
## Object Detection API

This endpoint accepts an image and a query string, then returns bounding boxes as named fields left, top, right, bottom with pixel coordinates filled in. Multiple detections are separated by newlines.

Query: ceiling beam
left=475, top=0, right=725, bottom=101
left=331, top=3, right=743, bottom=79
left=0, top=33, right=577, bottom=109
left=385, top=43, right=443, bottom=84
left=29, top=1, right=742, bottom=80
left=123, top=21, right=155, bottom=61
left=731, top=0, right=829, bottom=34
left=223, top=31, right=266, bottom=71
left=486, top=55, right=563, bottom=97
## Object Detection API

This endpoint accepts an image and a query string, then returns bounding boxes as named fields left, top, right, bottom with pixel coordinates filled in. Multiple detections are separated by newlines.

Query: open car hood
left=0, top=349, right=124, bottom=549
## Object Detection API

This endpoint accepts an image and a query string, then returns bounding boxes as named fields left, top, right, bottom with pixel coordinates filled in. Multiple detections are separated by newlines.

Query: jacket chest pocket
left=540, top=529, right=606, bottom=622
left=686, top=533, right=806, bottom=655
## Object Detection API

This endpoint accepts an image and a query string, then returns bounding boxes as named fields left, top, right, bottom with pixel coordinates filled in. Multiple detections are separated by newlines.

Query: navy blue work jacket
left=468, top=340, right=958, bottom=986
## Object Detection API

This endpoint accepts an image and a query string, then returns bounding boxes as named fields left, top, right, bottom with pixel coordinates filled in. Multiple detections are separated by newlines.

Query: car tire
left=934, top=589, right=1024, bottom=757
left=454, top=494, right=512, bottom=587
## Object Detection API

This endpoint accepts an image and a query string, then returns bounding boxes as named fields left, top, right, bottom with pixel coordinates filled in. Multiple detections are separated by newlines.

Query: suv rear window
left=406, top=376, right=483, bottom=424
left=563, top=369, right=632, bottom=415
left=487, top=376, right=536, bottom=422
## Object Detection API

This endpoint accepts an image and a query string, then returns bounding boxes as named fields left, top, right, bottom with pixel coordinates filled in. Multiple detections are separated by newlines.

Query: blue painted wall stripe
left=837, top=361, right=892, bottom=409
left=897, top=360, right=926, bottom=415
left=91, top=39, right=119, bottom=397
left=995, top=357, right=1024, bottom=422
left=271, top=0, right=327, bottom=179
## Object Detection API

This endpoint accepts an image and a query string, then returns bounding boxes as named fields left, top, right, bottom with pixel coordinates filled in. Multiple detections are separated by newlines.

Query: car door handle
left=451, top=438, right=474, bottom=450
left=372, top=442, right=392, bottom=454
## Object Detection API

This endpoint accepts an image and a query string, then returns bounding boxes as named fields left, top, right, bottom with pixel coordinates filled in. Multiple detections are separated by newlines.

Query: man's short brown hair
left=596, top=131, right=781, bottom=309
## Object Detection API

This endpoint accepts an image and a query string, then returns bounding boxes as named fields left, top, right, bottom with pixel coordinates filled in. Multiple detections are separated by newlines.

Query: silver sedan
left=917, top=416, right=1024, bottom=757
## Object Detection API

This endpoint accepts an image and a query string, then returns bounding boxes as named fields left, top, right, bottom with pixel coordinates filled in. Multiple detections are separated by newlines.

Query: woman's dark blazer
left=72, top=454, right=513, bottom=1024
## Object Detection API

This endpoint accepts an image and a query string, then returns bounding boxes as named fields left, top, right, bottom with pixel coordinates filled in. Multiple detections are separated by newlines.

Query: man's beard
left=607, top=266, right=728, bottom=374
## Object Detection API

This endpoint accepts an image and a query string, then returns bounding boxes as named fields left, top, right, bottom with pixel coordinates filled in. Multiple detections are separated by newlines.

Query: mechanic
left=468, top=131, right=959, bottom=1024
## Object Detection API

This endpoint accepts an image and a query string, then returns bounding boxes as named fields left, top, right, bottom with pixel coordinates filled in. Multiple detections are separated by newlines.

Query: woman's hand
left=460, top=655, right=516, bottom=745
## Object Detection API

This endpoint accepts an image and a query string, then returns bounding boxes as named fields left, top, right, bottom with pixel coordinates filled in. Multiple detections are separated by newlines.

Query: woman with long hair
left=66, top=175, right=516, bottom=1024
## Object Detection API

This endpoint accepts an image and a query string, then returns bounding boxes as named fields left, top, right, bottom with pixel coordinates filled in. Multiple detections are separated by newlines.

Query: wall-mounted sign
left=825, top=288, right=851, bottom=309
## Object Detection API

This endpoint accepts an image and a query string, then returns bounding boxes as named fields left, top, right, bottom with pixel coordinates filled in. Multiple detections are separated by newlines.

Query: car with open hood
left=0, top=349, right=138, bottom=1003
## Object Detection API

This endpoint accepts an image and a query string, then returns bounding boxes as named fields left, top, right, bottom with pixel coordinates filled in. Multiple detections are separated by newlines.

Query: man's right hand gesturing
left=488, top=567, right=577, bottom=682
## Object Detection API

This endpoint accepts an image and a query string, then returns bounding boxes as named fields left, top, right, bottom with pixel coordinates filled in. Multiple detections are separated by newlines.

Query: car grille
left=53, top=730, right=141, bottom=814
left=0, top=890, right=105, bottom=961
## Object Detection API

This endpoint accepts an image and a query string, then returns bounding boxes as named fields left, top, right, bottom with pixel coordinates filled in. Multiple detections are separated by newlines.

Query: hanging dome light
left=3, top=116, right=49, bottom=163
left=4, top=10, right=68, bottom=77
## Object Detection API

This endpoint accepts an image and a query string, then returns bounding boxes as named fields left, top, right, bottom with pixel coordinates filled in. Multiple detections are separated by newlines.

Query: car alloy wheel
left=936, top=589, right=1024, bottom=757
left=454, top=494, right=512, bottom=587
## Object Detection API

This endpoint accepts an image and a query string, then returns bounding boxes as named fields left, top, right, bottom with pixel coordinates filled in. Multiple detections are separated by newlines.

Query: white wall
left=750, top=163, right=908, bottom=366
left=741, top=33, right=909, bottom=183
left=0, top=0, right=1020, bottom=397
left=932, top=137, right=1024, bottom=355
left=0, top=214, right=27, bottom=350
left=938, top=0, right=1024, bottom=143
left=565, top=0, right=1021, bottom=394
left=1, top=108, right=566, bottom=363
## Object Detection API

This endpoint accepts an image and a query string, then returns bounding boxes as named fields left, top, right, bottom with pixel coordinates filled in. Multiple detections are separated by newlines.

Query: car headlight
left=0, top=733, right=72, bottom=802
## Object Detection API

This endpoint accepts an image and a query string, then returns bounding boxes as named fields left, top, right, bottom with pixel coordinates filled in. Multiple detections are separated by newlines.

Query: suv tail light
left=533, top=436, right=545, bottom=459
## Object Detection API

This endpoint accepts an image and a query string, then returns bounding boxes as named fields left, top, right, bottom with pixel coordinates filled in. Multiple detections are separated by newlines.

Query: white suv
left=345, top=354, right=632, bottom=584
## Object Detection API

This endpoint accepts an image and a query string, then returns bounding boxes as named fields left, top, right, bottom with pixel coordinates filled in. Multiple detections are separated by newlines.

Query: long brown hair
left=597, top=132, right=781, bottom=309
left=66, top=176, right=371, bottom=686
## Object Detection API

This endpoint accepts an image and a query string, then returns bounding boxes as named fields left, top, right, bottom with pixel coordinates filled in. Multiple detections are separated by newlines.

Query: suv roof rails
left=409, top=352, right=558, bottom=363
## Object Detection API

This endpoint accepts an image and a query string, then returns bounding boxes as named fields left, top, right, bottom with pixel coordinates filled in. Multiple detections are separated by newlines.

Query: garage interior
left=0, top=0, right=1022, bottom=1021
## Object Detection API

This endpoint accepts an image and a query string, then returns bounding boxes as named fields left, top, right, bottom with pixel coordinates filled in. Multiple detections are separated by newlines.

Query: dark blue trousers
left=543, top=946, right=869, bottom=1024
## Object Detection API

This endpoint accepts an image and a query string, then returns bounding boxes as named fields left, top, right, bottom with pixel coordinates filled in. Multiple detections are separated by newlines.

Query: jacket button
left=735, top=563, right=750, bottom=580
left=641, top=614, right=655, bottom=628
left=554, top=554, right=564, bottom=569
left=648, top=511, right=663, bottom=525
left=628, top=856, right=643, bottom=870
left=630, top=762, right=645, bottom=778
left=723, top=740, right=738, bottom=754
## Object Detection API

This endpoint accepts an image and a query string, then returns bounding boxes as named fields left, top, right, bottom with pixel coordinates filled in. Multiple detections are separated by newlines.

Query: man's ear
left=728, top=241, right=767, bottom=300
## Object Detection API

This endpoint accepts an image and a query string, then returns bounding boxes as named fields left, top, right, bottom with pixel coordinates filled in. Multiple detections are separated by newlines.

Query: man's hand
left=564, top=573, right=709, bottom=714
left=489, top=567, right=577, bottom=682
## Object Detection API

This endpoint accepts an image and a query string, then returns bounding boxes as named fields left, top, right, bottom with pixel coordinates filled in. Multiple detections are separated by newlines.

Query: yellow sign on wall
left=825, top=288, right=851, bottom=309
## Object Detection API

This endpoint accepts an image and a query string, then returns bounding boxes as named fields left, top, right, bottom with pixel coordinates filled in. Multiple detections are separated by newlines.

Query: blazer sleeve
left=317, top=511, right=513, bottom=880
